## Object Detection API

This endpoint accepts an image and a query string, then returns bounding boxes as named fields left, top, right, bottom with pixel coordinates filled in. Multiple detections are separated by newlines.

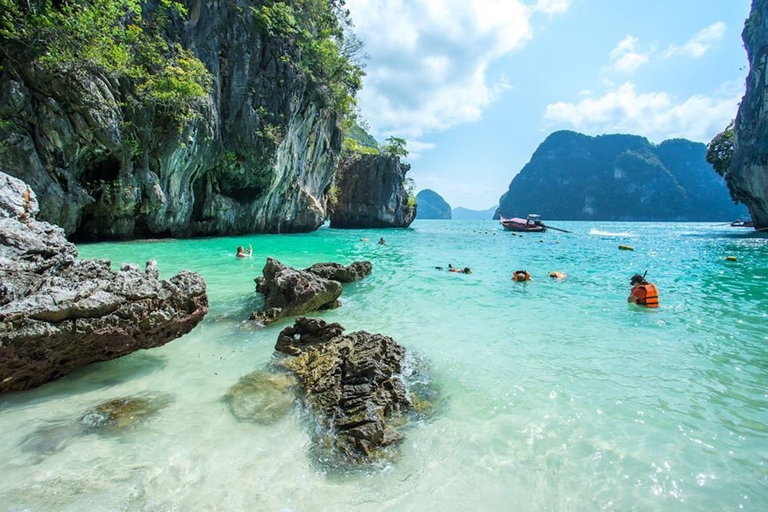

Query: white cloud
left=532, top=0, right=570, bottom=15
left=347, top=0, right=566, bottom=139
left=664, top=22, right=726, bottom=58
left=608, top=36, right=650, bottom=74
left=404, top=140, right=436, bottom=159
left=542, top=81, right=742, bottom=143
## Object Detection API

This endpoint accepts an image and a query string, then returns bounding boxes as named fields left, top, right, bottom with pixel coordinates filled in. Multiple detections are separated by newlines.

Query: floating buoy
left=726, top=256, right=737, bottom=261
left=618, top=245, right=634, bottom=251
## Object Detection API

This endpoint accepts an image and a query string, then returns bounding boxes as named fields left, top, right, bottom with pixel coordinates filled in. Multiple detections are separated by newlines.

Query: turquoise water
left=1, top=220, right=767, bottom=511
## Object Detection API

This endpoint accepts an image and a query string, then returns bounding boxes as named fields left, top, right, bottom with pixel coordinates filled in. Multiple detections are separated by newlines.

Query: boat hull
left=500, top=218, right=547, bottom=232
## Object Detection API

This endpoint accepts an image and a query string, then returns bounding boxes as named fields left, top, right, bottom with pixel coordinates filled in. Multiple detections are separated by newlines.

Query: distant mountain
left=498, top=131, right=749, bottom=221
left=452, top=206, right=498, bottom=220
left=416, top=189, right=451, bottom=219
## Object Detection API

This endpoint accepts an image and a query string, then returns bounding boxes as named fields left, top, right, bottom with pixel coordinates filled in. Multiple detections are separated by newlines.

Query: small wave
left=589, top=228, right=633, bottom=237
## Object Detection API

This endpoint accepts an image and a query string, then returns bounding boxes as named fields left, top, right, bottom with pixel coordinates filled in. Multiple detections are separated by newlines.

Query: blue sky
left=346, top=0, right=753, bottom=209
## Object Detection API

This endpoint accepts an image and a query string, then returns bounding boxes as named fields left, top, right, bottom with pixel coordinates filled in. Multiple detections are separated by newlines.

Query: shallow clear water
left=1, top=220, right=767, bottom=511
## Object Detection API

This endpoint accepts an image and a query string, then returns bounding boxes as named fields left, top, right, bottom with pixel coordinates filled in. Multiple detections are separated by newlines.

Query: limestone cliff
left=415, top=189, right=451, bottom=219
left=729, top=1, right=768, bottom=229
left=0, top=0, right=346, bottom=240
left=329, top=154, right=416, bottom=228
left=499, top=131, right=748, bottom=221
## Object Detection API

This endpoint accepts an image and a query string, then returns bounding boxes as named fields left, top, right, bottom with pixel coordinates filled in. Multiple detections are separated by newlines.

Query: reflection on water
left=0, top=221, right=766, bottom=511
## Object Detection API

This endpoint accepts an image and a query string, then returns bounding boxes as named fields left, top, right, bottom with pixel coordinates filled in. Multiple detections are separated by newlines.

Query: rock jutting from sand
left=0, top=171, right=209, bottom=393
left=274, top=317, right=413, bottom=466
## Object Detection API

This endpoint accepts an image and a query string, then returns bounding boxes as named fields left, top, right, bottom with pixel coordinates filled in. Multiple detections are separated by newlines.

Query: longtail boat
left=500, top=214, right=547, bottom=233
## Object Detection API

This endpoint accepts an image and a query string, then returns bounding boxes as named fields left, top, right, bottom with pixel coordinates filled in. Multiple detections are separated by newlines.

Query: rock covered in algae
left=223, top=370, right=298, bottom=424
left=79, top=395, right=173, bottom=434
left=274, top=317, right=413, bottom=465
left=18, top=394, right=173, bottom=457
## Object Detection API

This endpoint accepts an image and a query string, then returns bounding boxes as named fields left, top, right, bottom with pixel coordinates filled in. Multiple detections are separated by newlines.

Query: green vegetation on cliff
left=499, top=131, right=748, bottom=221
left=0, top=0, right=212, bottom=123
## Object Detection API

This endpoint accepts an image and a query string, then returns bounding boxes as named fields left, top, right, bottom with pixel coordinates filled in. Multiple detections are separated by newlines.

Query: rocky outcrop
left=303, top=261, right=372, bottom=283
left=499, top=131, right=748, bottom=221
left=252, top=258, right=371, bottom=325
left=275, top=317, right=412, bottom=465
left=0, top=172, right=208, bottom=393
left=729, top=1, right=768, bottom=229
left=415, top=189, right=452, bottom=219
left=329, top=154, right=416, bottom=228
left=0, top=1, right=342, bottom=240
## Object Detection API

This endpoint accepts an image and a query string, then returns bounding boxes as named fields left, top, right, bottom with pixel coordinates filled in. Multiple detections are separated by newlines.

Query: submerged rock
left=223, top=370, right=298, bottom=424
left=275, top=317, right=413, bottom=465
left=79, top=395, right=173, bottom=434
left=0, top=172, right=209, bottom=393
left=18, top=393, right=172, bottom=457
left=251, top=258, right=371, bottom=325
left=18, top=423, right=81, bottom=455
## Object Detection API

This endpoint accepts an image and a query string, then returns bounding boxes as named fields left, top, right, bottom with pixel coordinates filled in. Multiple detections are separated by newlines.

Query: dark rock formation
left=329, top=154, right=416, bottom=228
left=223, top=370, right=297, bottom=424
left=252, top=258, right=371, bottom=325
left=415, top=189, right=451, bottom=219
left=0, top=172, right=208, bottom=394
left=0, top=1, right=342, bottom=240
left=729, top=2, right=768, bottom=229
left=303, top=261, right=372, bottom=283
left=275, top=317, right=412, bottom=465
left=452, top=206, right=498, bottom=220
left=252, top=258, right=343, bottom=324
left=499, top=131, right=748, bottom=221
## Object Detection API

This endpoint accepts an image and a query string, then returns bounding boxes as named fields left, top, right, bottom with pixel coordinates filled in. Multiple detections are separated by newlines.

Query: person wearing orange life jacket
left=513, top=270, right=531, bottom=282
left=628, top=273, right=659, bottom=307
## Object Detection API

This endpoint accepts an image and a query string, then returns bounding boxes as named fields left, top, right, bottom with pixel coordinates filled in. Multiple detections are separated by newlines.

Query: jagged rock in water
left=416, top=189, right=452, bottom=219
left=275, top=317, right=412, bottom=465
left=79, top=395, right=173, bottom=434
left=223, top=370, right=298, bottom=424
left=0, top=1, right=342, bottom=240
left=498, top=131, right=748, bottom=221
left=0, top=172, right=208, bottom=393
left=252, top=258, right=372, bottom=325
left=330, top=154, right=416, bottom=228
left=303, top=261, right=372, bottom=283
left=729, top=1, right=768, bottom=229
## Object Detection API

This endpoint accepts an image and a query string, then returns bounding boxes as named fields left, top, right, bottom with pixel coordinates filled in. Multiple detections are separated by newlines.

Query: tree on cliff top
left=707, top=120, right=735, bottom=177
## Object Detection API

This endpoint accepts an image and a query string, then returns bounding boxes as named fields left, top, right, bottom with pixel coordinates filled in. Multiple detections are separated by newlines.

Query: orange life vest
left=635, top=283, right=659, bottom=308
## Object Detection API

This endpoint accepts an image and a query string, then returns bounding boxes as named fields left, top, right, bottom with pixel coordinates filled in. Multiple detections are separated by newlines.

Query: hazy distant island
left=452, top=206, right=498, bottom=220
left=415, top=190, right=451, bottom=219
left=498, top=131, right=748, bottom=221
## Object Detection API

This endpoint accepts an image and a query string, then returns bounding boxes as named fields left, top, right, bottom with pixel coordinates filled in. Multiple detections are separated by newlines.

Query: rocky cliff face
left=499, top=131, right=748, bottom=221
left=415, top=189, right=451, bottom=219
left=0, top=172, right=208, bottom=393
left=730, top=1, right=768, bottom=229
left=0, top=0, right=341, bottom=240
left=330, top=154, right=416, bottom=228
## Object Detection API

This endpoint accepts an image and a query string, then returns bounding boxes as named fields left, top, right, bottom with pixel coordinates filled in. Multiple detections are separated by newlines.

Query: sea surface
left=1, top=220, right=767, bottom=511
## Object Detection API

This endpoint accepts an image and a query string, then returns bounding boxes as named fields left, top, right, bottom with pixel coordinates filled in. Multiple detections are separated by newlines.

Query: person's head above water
left=630, top=274, right=647, bottom=286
